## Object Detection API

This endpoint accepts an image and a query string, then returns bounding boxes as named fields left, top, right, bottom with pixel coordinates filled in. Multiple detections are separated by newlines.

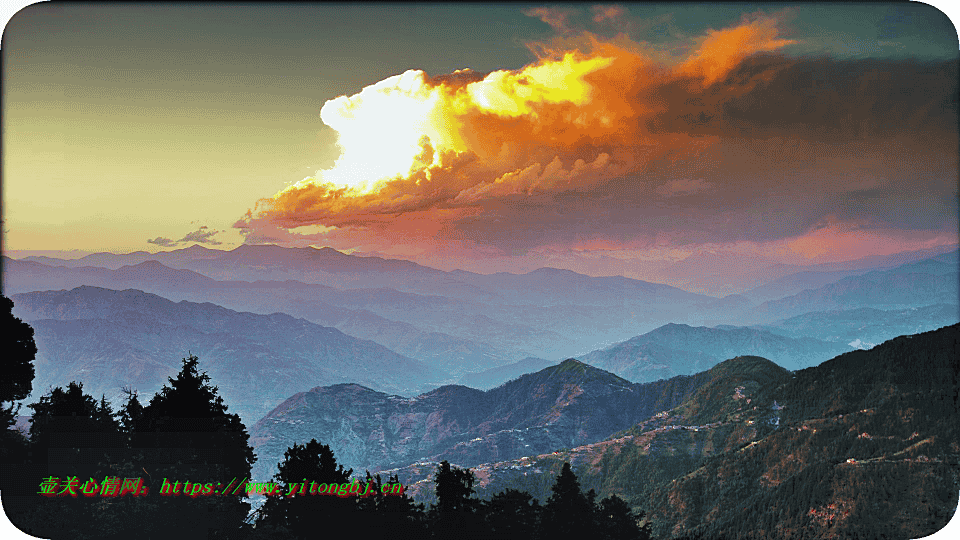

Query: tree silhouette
left=354, top=471, right=427, bottom=537
left=542, top=462, right=597, bottom=539
left=596, top=494, right=651, bottom=540
left=12, top=382, right=124, bottom=539
left=1, top=295, right=37, bottom=463
left=429, top=460, right=488, bottom=539
left=433, top=460, right=477, bottom=513
left=0, top=295, right=37, bottom=406
left=128, top=354, right=256, bottom=539
left=253, top=438, right=356, bottom=539
left=117, top=386, right=145, bottom=444
left=484, top=488, right=542, bottom=540
left=27, top=381, right=122, bottom=469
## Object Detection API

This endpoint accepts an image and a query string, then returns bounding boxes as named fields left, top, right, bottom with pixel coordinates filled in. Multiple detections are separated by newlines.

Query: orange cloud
left=677, top=14, right=797, bottom=87
left=779, top=219, right=958, bottom=264
left=235, top=12, right=957, bottom=265
left=591, top=5, right=626, bottom=24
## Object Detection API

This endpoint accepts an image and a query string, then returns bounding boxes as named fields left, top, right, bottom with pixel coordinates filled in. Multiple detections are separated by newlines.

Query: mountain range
left=3, top=253, right=720, bottom=363
left=377, top=324, right=960, bottom=539
left=744, top=303, right=960, bottom=348
left=649, top=245, right=958, bottom=296
left=6, top=246, right=958, bottom=369
left=3, top=242, right=958, bottom=539
left=9, top=286, right=446, bottom=425
left=248, top=358, right=720, bottom=488
left=746, top=255, right=959, bottom=323
left=578, top=322, right=851, bottom=381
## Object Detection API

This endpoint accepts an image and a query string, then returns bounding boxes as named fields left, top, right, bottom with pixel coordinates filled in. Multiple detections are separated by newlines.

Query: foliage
left=10, top=354, right=258, bottom=540
left=0, top=294, right=37, bottom=463
left=542, top=461, right=598, bottom=538
left=483, top=488, right=542, bottom=539
left=0, top=294, right=37, bottom=405
left=252, top=438, right=356, bottom=539
left=429, top=460, right=488, bottom=539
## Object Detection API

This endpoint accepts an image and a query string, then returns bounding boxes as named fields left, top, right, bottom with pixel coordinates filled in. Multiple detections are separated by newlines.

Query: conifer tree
left=130, top=354, right=256, bottom=539
left=0, top=295, right=36, bottom=412
left=253, top=438, right=356, bottom=539
left=27, top=381, right=123, bottom=469
left=430, top=460, right=488, bottom=539
left=13, top=382, right=124, bottom=539
left=542, top=462, right=597, bottom=539
left=1, top=295, right=37, bottom=463
left=355, top=471, right=427, bottom=537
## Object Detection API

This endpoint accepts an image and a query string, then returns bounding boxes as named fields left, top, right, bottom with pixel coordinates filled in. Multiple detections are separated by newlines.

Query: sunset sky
left=3, top=3, right=958, bottom=276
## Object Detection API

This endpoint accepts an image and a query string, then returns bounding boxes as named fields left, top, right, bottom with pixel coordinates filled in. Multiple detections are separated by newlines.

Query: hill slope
left=448, top=324, right=959, bottom=539
left=248, top=359, right=718, bottom=486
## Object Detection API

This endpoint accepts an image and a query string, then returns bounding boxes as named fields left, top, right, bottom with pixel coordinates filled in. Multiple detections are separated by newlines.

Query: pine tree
left=433, top=460, right=477, bottom=513
left=129, top=354, right=256, bottom=539
left=13, top=382, right=125, bottom=540
left=429, top=460, right=488, bottom=539
left=0, top=295, right=36, bottom=410
left=253, top=438, right=356, bottom=539
left=354, top=471, right=427, bottom=537
left=27, top=381, right=123, bottom=470
left=542, top=462, right=597, bottom=539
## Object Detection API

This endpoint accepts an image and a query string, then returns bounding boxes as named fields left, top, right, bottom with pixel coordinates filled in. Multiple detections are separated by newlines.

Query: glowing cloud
left=236, top=10, right=957, bottom=267
left=677, top=14, right=797, bottom=86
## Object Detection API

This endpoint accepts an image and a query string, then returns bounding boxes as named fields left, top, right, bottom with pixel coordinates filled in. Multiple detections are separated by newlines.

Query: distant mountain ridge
left=652, top=245, right=957, bottom=296
left=3, top=256, right=525, bottom=375
left=7, top=245, right=958, bottom=373
left=749, top=258, right=959, bottom=322
left=14, top=245, right=702, bottom=305
left=753, top=303, right=960, bottom=347
left=4, top=250, right=721, bottom=364
left=10, top=286, right=447, bottom=425
left=578, top=322, right=851, bottom=382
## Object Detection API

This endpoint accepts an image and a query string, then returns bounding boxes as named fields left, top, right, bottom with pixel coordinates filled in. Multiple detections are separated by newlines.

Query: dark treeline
left=0, top=294, right=650, bottom=540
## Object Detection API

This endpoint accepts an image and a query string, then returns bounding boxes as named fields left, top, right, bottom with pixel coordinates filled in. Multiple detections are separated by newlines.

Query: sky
left=3, top=2, right=959, bottom=276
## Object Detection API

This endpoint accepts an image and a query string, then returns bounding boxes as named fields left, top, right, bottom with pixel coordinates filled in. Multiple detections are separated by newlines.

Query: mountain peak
left=708, top=355, right=791, bottom=378
left=543, top=358, right=632, bottom=386
left=557, top=358, right=586, bottom=369
left=179, top=244, right=216, bottom=254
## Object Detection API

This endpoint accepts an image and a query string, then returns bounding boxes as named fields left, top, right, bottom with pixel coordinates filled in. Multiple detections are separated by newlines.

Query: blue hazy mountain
left=578, top=323, right=851, bottom=381
left=10, top=286, right=448, bottom=425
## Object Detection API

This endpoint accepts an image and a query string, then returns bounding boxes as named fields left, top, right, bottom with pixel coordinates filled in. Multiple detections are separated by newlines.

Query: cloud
left=234, top=12, right=957, bottom=265
left=179, top=225, right=223, bottom=245
left=147, top=226, right=224, bottom=248
left=523, top=6, right=581, bottom=34
left=591, top=5, right=626, bottom=24
left=147, top=236, right=178, bottom=247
